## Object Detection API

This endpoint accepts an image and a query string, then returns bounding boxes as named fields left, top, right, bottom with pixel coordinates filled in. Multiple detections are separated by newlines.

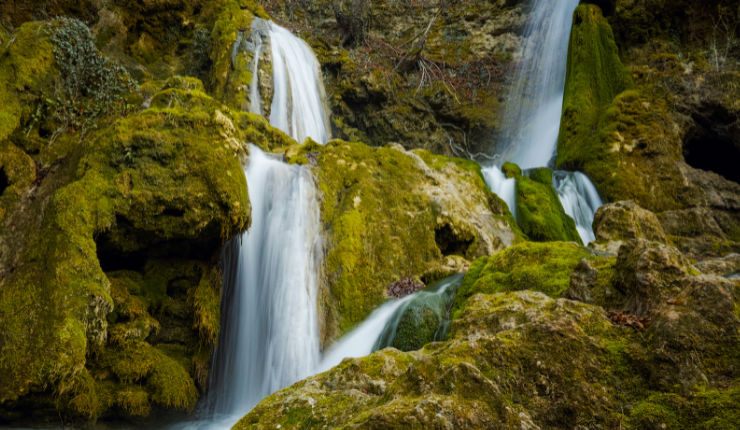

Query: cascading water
left=194, top=146, right=322, bottom=429
left=553, top=171, right=604, bottom=244
left=317, top=275, right=464, bottom=374
left=175, top=23, right=330, bottom=429
left=249, top=32, right=263, bottom=116
left=482, top=165, right=517, bottom=220
left=500, top=0, right=579, bottom=168
left=483, top=0, right=603, bottom=245
left=268, top=22, right=330, bottom=144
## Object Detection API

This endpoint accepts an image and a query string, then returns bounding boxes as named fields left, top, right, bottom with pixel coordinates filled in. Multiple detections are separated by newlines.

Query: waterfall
left=317, top=275, right=464, bottom=373
left=204, top=145, right=322, bottom=426
left=249, top=32, right=263, bottom=116
left=267, top=23, right=330, bottom=144
left=553, top=171, right=603, bottom=244
left=501, top=0, right=579, bottom=169
left=482, top=0, right=604, bottom=245
left=482, top=166, right=517, bottom=221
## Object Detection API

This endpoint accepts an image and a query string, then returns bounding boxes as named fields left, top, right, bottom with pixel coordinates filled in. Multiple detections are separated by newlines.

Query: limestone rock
left=590, top=200, right=667, bottom=254
left=613, top=239, right=697, bottom=317
left=695, top=253, right=740, bottom=277
left=562, top=258, right=599, bottom=304
left=288, top=141, right=524, bottom=343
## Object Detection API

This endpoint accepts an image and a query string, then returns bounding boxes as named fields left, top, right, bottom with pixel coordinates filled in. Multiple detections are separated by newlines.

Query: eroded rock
left=590, top=200, right=667, bottom=254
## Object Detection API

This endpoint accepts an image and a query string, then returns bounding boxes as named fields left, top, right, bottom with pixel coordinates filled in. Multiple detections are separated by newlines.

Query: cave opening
left=683, top=121, right=740, bottom=185
left=95, top=232, right=148, bottom=273
left=0, top=168, right=9, bottom=197
left=434, top=224, right=473, bottom=257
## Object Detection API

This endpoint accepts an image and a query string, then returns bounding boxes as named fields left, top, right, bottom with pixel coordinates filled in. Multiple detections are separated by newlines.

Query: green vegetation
left=451, top=242, right=615, bottom=317
left=288, top=141, right=522, bottom=342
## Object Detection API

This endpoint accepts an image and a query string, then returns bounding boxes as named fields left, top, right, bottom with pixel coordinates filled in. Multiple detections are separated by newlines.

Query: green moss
left=0, top=80, right=286, bottom=413
left=451, top=242, right=610, bottom=315
left=501, top=162, right=521, bottom=179
left=209, top=0, right=267, bottom=109
left=514, top=171, right=582, bottom=244
left=288, top=141, right=521, bottom=341
left=629, top=386, right=740, bottom=429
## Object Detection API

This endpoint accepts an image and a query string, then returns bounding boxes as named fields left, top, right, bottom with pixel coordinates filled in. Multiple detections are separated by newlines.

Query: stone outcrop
left=286, top=140, right=523, bottom=343
left=590, top=200, right=667, bottom=254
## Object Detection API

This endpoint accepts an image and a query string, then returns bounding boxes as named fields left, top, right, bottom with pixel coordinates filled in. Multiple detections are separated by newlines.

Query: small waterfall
left=249, top=33, right=263, bottom=116
left=317, top=275, right=464, bottom=373
left=553, top=171, right=603, bottom=244
left=203, top=145, right=322, bottom=427
left=482, top=165, right=517, bottom=221
left=501, top=0, right=580, bottom=169
left=267, top=23, right=330, bottom=144
left=483, top=0, right=604, bottom=243
left=373, top=274, right=463, bottom=351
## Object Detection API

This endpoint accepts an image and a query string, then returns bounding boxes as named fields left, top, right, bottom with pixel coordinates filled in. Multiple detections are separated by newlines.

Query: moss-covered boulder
left=0, top=53, right=297, bottom=421
left=374, top=274, right=463, bottom=352
left=503, top=164, right=582, bottom=244
left=451, top=242, right=617, bottom=318
left=234, top=238, right=740, bottom=430
left=591, top=200, right=668, bottom=254
left=288, top=141, right=524, bottom=343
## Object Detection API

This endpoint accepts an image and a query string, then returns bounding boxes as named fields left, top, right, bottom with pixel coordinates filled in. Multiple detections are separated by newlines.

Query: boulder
left=590, top=200, right=667, bottom=254
left=613, top=239, right=697, bottom=317
left=695, top=253, right=740, bottom=277
left=562, top=258, right=599, bottom=304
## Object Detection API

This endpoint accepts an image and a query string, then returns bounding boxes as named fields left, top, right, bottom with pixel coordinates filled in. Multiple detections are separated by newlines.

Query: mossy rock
left=516, top=174, right=582, bottom=245
left=0, top=73, right=308, bottom=420
left=288, top=141, right=523, bottom=343
left=451, top=241, right=616, bottom=317
left=375, top=275, right=463, bottom=352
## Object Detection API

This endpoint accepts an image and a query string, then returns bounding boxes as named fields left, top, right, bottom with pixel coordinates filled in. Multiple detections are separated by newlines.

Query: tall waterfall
left=501, top=0, right=579, bottom=168
left=204, top=146, right=322, bottom=426
left=483, top=0, right=603, bottom=245
left=173, top=22, right=330, bottom=430
left=268, top=22, right=330, bottom=144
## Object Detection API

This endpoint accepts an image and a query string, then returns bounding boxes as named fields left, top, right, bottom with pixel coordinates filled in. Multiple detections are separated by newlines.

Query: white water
left=249, top=32, right=263, bottom=116
left=194, top=146, right=322, bottom=429
left=268, top=23, right=330, bottom=144
left=482, top=165, right=517, bottom=221
left=318, top=275, right=464, bottom=373
left=483, top=0, right=604, bottom=245
left=502, top=0, right=580, bottom=169
left=553, top=171, right=604, bottom=244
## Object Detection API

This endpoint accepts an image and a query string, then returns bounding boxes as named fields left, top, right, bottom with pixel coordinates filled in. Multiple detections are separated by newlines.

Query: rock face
left=0, top=16, right=298, bottom=422
left=590, top=200, right=667, bottom=254
left=558, top=2, right=740, bottom=259
left=286, top=141, right=523, bottom=343
left=236, top=239, right=740, bottom=429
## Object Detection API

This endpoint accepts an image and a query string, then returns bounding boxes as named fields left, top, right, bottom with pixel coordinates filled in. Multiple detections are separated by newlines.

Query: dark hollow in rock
left=683, top=104, right=740, bottom=185
left=95, top=232, right=148, bottom=273
left=0, top=167, right=8, bottom=197
left=434, top=224, right=473, bottom=257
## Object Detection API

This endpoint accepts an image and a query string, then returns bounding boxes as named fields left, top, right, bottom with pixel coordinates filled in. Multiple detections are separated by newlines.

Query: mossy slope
left=287, top=141, right=523, bottom=343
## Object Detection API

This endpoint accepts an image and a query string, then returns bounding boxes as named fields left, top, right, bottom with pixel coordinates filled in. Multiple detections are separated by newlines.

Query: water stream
left=482, top=0, right=603, bottom=245
left=268, top=22, right=330, bottom=144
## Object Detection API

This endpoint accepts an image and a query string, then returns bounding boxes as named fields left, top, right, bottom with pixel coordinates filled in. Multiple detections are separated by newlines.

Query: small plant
left=710, top=4, right=740, bottom=72
left=45, top=17, right=139, bottom=144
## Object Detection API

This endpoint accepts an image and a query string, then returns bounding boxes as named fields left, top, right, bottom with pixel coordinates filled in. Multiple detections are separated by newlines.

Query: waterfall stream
left=482, top=0, right=603, bottom=245
left=183, top=2, right=607, bottom=426
left=268, top=22, right=330, bottom=144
